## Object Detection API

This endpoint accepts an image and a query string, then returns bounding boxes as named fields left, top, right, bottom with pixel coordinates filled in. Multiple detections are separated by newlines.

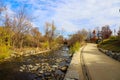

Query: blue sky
left=3, top=0, right=120, bottom=35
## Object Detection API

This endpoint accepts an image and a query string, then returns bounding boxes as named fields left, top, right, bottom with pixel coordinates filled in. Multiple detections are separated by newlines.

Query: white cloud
left=51, top=0, right=120, bottom=32
left=6, top=6, right=15, bottom=16
left=5, top=0, right=120, bottom=33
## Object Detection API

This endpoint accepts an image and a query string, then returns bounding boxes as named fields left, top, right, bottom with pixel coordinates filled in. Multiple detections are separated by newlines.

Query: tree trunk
left=20, top=39, right=23, bottom=49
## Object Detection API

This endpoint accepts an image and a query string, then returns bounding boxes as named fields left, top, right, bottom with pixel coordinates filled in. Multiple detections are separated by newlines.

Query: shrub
left=70, top=42, right=80, bottom=54
left=109, top=36, right=117, bottom=40
left=0, top=44, right=11, bottom=60
left=42, top=41, right=49, bottom=49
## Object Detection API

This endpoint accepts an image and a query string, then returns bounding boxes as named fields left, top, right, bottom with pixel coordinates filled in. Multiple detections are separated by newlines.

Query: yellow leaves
left=70, top=42, right=81, bottom=54
left=0, top=27, right=12, bottom=47
left=0, top=44, right=10, bottom=60
left=42, top=41, right=49, bottom=49
left=0, top=27, right=11, bottom=60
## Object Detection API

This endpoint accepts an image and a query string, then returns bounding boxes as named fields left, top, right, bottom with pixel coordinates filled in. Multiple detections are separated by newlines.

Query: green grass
left=70, top=42, right=81, bottom=54
left=98, top=36, right=120, bottom=52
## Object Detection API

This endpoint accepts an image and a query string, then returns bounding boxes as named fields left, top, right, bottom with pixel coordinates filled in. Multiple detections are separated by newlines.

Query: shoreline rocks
left=98, top=48, right=120, bottom=61
left=0, top=46, right=71, bottom=80
left=19, top=57, right=70, bottom=80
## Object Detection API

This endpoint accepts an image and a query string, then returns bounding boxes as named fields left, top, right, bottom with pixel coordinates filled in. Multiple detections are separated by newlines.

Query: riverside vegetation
left=0, top=2, right=88, bottom=80
left=0, top=3, right=88, bottom=61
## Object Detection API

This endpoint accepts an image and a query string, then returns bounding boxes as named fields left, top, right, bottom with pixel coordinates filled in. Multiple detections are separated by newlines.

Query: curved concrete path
left=64, top=43, right=120, bottom=80
left=83, top=43, right=120, bottom=80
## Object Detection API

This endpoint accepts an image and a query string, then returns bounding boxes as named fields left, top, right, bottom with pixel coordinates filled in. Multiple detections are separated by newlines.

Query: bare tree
left=68, top=29, right=88, bottom=47
left=31, top=27, right=41, bottom=48
left=44, top=21, right=56, bottom=49
left=11, top=7, right=32, bottom=49
left=80, top=29, right=88, bottom=40
left=101, top=25, right=112, bottom=39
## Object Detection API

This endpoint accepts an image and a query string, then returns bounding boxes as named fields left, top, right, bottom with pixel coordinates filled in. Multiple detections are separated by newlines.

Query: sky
left=3, top=0, right=120, bottom=36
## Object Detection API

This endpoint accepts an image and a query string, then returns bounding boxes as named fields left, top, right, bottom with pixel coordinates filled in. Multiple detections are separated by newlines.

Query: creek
left=0, top=46, right=72, bottom=80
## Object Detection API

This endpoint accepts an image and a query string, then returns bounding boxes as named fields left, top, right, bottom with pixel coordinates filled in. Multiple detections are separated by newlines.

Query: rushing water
left=0, top=46, right=72, bottom=80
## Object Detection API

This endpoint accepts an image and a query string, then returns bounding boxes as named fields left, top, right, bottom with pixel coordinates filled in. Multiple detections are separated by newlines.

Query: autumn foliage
left=0, top=5, right=65, bottom=59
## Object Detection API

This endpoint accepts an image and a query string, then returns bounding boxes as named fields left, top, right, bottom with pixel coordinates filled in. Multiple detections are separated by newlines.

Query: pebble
left=39, top=71, right=43, bottom=74
left=60, top=66, right=68, bottom=72
left=19, top=69, right=23, bottom=72
left=65, top=78, right=79, bottom=80
left=55, top=70, right=64, bottom=75
left=17, top=46, right=71, bottom=80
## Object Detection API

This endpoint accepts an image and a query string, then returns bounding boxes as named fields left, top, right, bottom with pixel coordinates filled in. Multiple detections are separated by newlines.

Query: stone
left=28, top=64, right=33, bottom=68
left=113, top=53, right=118, bottom=59
left=20, top=66, right=25, bottom=70
left=60, top=66, right=68, bottom=72
left=19, top=69, right=23, bottom=72
left=56, top=58, right=63, bottom=63
left=64, top=78, right=79, bottom=80
left=35, top=63, right=40, bottom=66
left=55, top=70, right=64, bottom=75
left=52, top=65, right=58, bottom=68
left=41, top=63, right=49, bottom=66
left=39, top=70, right=44, bottom=74
left=44, top=72, right=51, bottom=77
left=59, top=61, right=68, bottom=67
left=55, top=69, right=65, bottom=80
left=10, top=53, right=16, bottom=57
left=106, top=51, right=111, bottom=56
left=117, top=54, right=120, bottom=61
left=27, top=59, right=32, bottom=62
left=32, top=66, right=38, bottom=71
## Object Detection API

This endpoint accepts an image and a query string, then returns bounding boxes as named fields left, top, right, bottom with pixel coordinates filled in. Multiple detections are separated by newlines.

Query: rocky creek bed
left=0, top=46, right=72, bottom=80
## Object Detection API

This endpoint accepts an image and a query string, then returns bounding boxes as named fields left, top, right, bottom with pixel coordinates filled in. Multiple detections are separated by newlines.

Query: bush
left=109, top=36, right=117, bottom=40
left=0, top=44, right=11, bottom=60
left=42, top=41, right=49, bottom=49
left=70, top=42, right=80, bottom=54
left=98, top=36, right=120, bottom=52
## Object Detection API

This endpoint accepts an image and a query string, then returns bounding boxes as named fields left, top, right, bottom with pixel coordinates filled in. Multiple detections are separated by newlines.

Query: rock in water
left=60, top=66, right=68, bottom=72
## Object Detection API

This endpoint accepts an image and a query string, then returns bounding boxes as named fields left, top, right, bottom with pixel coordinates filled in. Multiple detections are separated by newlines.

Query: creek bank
left=0, top=46, right=72, bottom=80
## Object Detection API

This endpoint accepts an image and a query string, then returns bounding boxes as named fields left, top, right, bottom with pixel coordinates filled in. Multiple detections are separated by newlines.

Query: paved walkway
left=83, top=43, right=120, bottom=80
left=64, top=43, right=120, bottom=80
